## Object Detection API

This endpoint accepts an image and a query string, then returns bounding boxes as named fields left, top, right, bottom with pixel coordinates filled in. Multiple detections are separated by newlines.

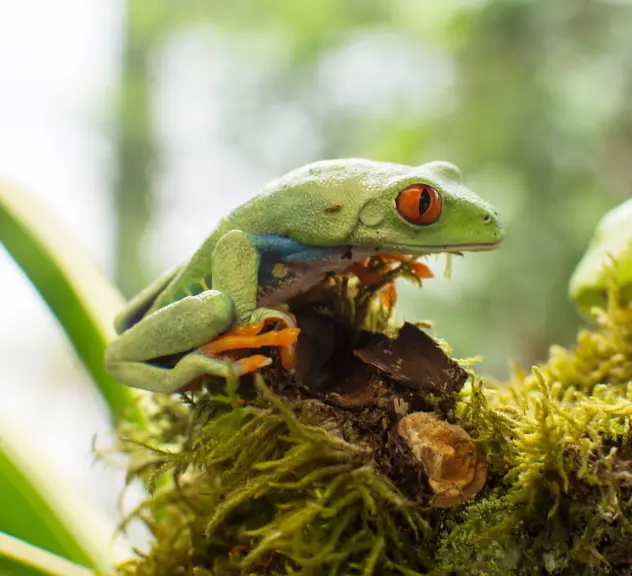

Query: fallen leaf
left=354, top=323, right=468, bottom=394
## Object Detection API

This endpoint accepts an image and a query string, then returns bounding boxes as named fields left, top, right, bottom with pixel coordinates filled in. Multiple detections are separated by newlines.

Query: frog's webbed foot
left=200, top=307, right=300, bottom=374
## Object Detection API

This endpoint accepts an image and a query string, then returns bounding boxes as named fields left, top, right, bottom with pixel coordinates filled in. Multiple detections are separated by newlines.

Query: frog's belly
left=256, top=246, right=377, bottom=307
left=256, top=262, right=338, bottom=307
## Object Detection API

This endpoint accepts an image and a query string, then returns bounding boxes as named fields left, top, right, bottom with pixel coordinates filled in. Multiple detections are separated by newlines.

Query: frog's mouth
left=378, top=241, right=502, bottom=256
left=349, top=240, right=501, bottom=290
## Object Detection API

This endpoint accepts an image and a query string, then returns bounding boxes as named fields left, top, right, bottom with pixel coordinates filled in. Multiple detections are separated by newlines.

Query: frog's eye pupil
left=419, top=189, right=431, bottom=215
left=396, top=184, right=442, bottom=225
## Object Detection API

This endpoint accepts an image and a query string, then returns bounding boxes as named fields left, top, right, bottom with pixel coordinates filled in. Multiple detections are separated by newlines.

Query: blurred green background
left=112, top=0, right=632, bottom=377
left=1, top=0, right=632, bottom=561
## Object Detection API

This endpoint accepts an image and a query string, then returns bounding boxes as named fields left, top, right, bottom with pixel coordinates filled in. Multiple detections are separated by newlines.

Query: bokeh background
left=2, top=0, right=632, bottom=555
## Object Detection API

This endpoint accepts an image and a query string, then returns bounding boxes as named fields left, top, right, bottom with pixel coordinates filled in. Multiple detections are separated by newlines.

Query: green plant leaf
left=0, top=530, right=97, bottom=576
left=0, top=180, right=145, bottom=425
left=0, top=417, right=119, bottom=572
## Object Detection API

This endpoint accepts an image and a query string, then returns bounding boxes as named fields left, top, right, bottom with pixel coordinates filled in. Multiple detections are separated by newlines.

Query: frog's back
left=122, top=158, right=415, bottom=324
left=204, top=158, right=411, bottom=246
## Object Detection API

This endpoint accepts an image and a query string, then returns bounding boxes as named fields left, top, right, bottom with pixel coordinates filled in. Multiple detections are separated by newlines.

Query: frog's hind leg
left=114, top=265, right=183, bottom=334
left=106, top=289, right=238, bottom=393
left=106, top=351, right=272, bottom=394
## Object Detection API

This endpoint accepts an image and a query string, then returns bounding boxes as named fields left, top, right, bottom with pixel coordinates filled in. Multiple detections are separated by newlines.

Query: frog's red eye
left=395, top=184, right=442, bottom=225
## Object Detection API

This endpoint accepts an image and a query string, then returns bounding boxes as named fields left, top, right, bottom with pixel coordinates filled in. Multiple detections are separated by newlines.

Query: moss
left=441, top=279, right=632, bottom=575
left=114, top=265, right=632, bottom=576
left=116, top=377, right=434, bottom=576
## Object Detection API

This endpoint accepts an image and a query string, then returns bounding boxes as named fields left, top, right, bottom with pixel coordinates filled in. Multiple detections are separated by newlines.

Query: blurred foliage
left=0, top=182, right=144, bottom=425
left=0, top=530, right=96, bottom=576
left=116, top=0, right=632, bottom=375
left=0, top=183, right=141, bottom=572
left=115, top=0, right=203, bottom=297
left=0, top=417, right=114, bottom=574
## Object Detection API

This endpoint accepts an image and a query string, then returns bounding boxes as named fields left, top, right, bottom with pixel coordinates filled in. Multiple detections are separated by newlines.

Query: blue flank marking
left=167, top=236, right=345, bottom=298
left=251, top=234, right=354, bottom=288
left=250, top=234, right=347, bottom=263
left=257, top=261, right=283, bottom=287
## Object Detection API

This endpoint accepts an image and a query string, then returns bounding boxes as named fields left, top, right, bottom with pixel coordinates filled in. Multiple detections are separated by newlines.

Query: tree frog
left=105, top=159, right=503, bottom=393
left=569, top=198, right=632, bottom=317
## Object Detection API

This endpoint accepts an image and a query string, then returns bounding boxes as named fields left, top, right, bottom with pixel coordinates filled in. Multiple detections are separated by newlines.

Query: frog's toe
left=380, top=281, right=398, bottom=308
left=251, top=307, right=300, bottom=369
left=200, top=307, right=301, bottom=370
left=201, top=326, right=300, bottom=355
left=108, top=351, right=269, bottom=393
left=235, top=354, right=273, bottom=375
left=192, top=307, right=301, bottom=373
left=249, top=306, right=297, bottom=330
left=380, top=254, right=434, bottom=280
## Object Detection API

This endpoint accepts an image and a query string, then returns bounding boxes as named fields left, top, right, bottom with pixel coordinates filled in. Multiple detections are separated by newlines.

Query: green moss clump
left=442, top=282, right=632, bottom=574
left=115, top=271, right=632, bottom=575
left=116, top=376, right=434, bottom=576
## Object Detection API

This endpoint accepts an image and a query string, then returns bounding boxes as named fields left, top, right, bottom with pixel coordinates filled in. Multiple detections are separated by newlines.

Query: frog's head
left=260, top=158, right=503, bottom=255
left=346, top=159, right=503, bottom=255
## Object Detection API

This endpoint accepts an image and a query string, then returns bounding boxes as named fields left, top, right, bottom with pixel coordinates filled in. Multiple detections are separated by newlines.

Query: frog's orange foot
left=345, top=254, right=434, bottom=287
left=251, top=306, right=298, bottom=330
left=379, top=254, right=434, bottom=280
left=248, top=307, right=299, bottom=368
left=235, top=354, right=273, bottom=375
left=205, top=326, right=300, bottom=355
left=344, top=259, right=392, bottom=286
left=380, top=281, right=398, bottom=308
left=411, top=261, right=433, bottom=279
left=201, top=321, right=300, bottom=371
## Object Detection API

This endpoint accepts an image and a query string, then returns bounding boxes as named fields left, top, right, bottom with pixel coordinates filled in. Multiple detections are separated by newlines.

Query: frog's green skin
left=569, top=198, right=632, bottom=317
left=105, top=159, right=503, bottom=393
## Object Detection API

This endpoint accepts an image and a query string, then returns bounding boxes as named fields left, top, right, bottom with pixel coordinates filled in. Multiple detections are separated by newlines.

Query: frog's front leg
left=210, top=230, right=300, bottom=367
left=105, top=230, right=300, bottom=393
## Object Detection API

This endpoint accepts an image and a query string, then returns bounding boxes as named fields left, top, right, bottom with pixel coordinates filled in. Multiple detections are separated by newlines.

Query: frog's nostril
left=483, top=214, right=490, bottom=222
